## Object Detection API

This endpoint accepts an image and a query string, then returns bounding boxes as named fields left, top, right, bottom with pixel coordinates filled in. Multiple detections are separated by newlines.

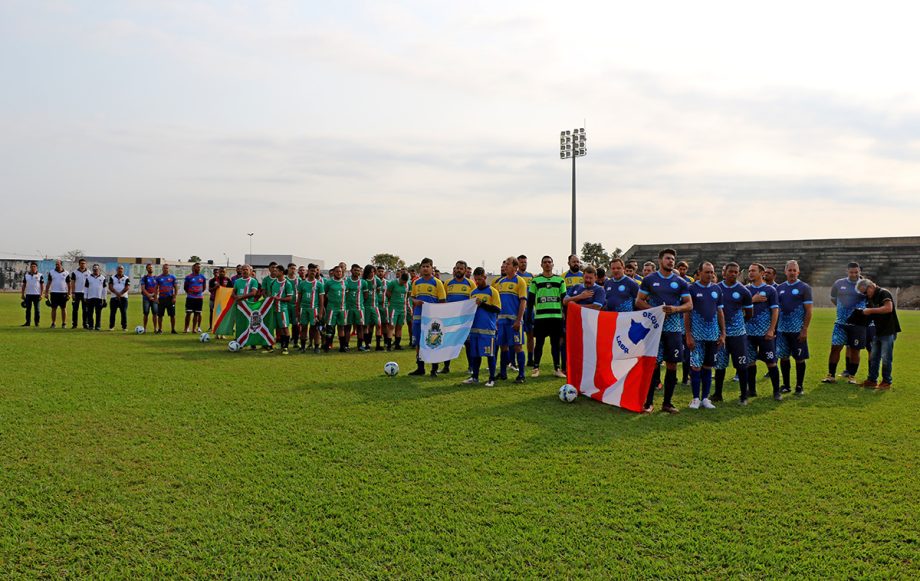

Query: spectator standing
left=84, top=264, right=107, bottom=331
left=20, top=262, right=43, bottom=327
left=45, top=259, right=70, bottom=328
left=857, top=279, right=900, bottom=389
left=108, top=265, right=130, bottom=331
left=69, top=258, right=90, bottom=329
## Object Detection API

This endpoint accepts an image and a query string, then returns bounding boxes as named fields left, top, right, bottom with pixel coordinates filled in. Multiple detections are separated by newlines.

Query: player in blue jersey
left=745, top=263, right=782, bottom=399
left=763, top=267, right=778, bottom=288
left=603, top=257, right=639, bottom=312
left=493, top=256, right=529, bottom=383
left=776, top=260, right=813, bottom=395
left=563, top=266, right=606, bottom=310
left=463, top=267, right=502, bottom=387
left=443, top=260, right=474, bottom=374
left=155, top=264, right=179, bottom=335
left=625, top=260, right=641, bottom=282
left=183, top=262, right=207, bottom=334
left=408, top=258, right=447, bottom=377
left=824, top=262, right=867, bottom=384
left=712, top=262, right=754, bottom=403
left=684, top=262, right=725, bottom=409
left=517, top=255, right=536, bottom=368
left=635, top=248, right=693, bottom=414
left=139, top=263, right=159, bottom=332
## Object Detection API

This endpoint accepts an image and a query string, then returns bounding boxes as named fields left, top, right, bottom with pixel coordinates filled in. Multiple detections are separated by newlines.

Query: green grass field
left=1, top=294, right=917, bottom=577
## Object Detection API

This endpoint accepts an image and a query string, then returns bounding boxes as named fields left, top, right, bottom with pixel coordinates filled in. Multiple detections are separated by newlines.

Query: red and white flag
left=565, top=304, right=665, bottom=412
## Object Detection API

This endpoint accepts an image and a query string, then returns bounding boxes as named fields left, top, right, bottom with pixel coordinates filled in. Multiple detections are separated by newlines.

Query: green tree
left=580, top=241, right=610, bottom=269
left=405, top=262, right=422, bottom=273
left=188, top=255, right=202, bottom=263
left=371, top=253, right=405, bottom=270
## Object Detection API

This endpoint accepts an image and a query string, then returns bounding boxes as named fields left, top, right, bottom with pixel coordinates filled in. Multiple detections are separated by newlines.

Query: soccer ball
left=384, top=362, right=399, bottom=377
left=134, top=325, right=145, bottom=335
left=559, top=384, right=578, bottom=403
left=228, top=340, right=241, bottom=352
left=199, top=332, right=210, bottom=343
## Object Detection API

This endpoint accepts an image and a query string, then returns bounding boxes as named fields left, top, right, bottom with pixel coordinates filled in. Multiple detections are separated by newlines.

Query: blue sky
left=2, top=1, right=919, bottom=269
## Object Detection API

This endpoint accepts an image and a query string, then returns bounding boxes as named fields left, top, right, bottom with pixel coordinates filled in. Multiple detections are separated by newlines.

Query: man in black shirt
left=856, top=279, right=900, bottom=389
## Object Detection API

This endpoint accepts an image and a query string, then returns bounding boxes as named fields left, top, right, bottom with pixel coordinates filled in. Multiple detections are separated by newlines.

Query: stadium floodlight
left=558, top=127, right=587, bottom=255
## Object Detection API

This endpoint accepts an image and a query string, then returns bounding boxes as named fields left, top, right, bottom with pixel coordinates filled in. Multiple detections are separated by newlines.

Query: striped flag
left=565, top=303, right=665, bottom=412
left=212, top=287, right=235, bottom=335
left=419, top=300, right=477, bottom=363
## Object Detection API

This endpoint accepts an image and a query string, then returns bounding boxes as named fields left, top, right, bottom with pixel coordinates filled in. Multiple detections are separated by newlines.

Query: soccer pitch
left=1, top=294, right=917, bottom=577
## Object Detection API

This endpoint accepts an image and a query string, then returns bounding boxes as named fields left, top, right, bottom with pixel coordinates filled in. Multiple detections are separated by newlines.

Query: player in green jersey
left=296, top=263, right=325, bottom=353
left=285, top=263, right=299, bottom=342
left=528, top=255, right=567, bottom=378
left=386, top=271, right=410, bottom=350
left=374, top=265, right=389, bottom=351
left=232, top=264, right=262, bottom=350
left=324, top=265, right=348, bottom=352
left=344, top=264, right=366, bottom=352
left=266, top=266, right=295, bottom=354
left=359, top=265, right=379, bottom=353
left=260, top=261, right=277, bottom=299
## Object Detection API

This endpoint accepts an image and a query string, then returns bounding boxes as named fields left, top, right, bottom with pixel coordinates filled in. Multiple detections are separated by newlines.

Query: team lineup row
left=17, top=251, right=900, bottom=411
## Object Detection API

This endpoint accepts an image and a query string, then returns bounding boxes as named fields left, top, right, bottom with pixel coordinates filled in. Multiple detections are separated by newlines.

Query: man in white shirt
left=20, top=262, right=43, bottom=327
left=84, top=264, right=108, bottom=331
left=69, top=258, right=90, bottom=329
left=45, top=259, right=70, bottom=328
left=108, top=265, right=130, bottom=331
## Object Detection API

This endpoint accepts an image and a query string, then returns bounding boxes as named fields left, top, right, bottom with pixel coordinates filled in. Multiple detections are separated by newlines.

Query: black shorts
left=659, top=331, right=685, bottom=363
left=50, top=292, right=69, bottom=308
left=723, top=335, right=749, bottom=368
left=186, top=297, right=203, bottom=313
left=158, top=297, right=176, bottom=317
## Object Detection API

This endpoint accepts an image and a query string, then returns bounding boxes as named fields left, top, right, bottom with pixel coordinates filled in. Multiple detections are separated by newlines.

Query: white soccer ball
left=559, top=384, right=578, bottom=403
left=228, top=340, right=241, bottom=352
left=134, top=325, right=145, bottom=335
left=199, top=332, right=210, bottom=343
left=384, top=361, right=399, bottom=377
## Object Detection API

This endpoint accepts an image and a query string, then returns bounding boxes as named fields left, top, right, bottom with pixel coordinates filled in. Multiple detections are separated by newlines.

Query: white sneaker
left=688, top=398, right=701, bottom=410
left=701, top=398, right=716, bottom=409
left=553, top=369, right=567, bottom=378
left=485, top=380, right=495, bottom=387
left=531, top=368, right=541, bottom=378
left=461, top=377, right=478, bottom=385
left=509, top=364, right=518, bottom=372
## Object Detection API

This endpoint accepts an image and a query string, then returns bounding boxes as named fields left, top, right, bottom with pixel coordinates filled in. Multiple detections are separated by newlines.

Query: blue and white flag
left=419, top=300, right=477, bottom=363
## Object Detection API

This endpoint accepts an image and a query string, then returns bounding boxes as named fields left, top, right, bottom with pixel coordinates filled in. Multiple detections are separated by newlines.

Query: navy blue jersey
left=639, top=271, right=690, bottom=332
left=688, top=282, right=723, bottom=341
left=566, top=283, right=606, bottom=308
left=777, top=280, right=813, bottom=333
left=746, top=283, right=778, bottom=336
left=603, top=276, right=639, bottom=312
left=719, top=281, right=753, bottom=337
left=830, top=277, right=867, bottom=325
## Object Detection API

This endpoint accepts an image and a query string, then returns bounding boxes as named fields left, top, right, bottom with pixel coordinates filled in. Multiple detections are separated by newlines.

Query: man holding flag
left=463, top=267, right=502, bottom=387
left=408, top=258, right=446, bottom=377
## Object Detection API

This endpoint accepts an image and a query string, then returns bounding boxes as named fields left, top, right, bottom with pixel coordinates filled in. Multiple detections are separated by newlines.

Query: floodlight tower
left=560, top=128, right=586, bottom=256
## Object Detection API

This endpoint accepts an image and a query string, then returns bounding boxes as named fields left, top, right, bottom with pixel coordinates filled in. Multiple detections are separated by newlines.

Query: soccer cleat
left=861, top=380, right=878, bottom=388
left=514, top=377, right=525, bottom=384
left=170, top=330, right=177, bottom=335
left=773, top=393, right=783, bottom=401
left=748, top=389, right=758, bottom=398
left=847, top=377, right=859, bottom=385
left=877, top=382, right=891, bottom=390
left=738, top=399, right=749, bottom=406
left=498, top=374, right=508, bottom=381
left=461, top=378, right=478, bottom=385
left=485, top=380, right=495, bottom=387
left=394, top=345, right=403, bottom=351
left=21, top=322, right=30, bottom=327
left=688, top=398, right=701, bottom=410
left=821, top=374, right=836, bottom=384
left=441, top=366, right=450, bottom=375
left=840, top=370, right=852, bottom=378
left=795, top=387, right=804, bottom=396
left=553, top=369, right=566, bottom=379
left=709, top=394, right=723, bottom=403
left=430, top=369, right=438, bottom=378
left=661, top=404, right=680, bottom=414
left=531, top=368, right=540, bottom=378
left=281, top=348, right=289, bottom=355
left=509, top=364, right=518, bottom=373
left=264, top=347, right=274, bottom=353
left=50, top=324, right=56, bottom=329
left=701, top=398, right=716, bottom=409
left=642, top=405, right=654, bottom=414
left=314, top=347, right=322, bottom=354
left=780, top=386, right=791, bottom=394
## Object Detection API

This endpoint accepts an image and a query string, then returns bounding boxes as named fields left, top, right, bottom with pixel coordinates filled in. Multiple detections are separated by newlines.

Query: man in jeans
left=857, top=279, right=900, bottom=389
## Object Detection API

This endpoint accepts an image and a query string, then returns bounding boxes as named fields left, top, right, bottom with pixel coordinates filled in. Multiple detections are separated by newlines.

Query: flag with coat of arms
left=419, top=300, right=478, bottom=363
left=235, top=297, right=277, bottom=347
left=565, top=303, right=665, bottom=412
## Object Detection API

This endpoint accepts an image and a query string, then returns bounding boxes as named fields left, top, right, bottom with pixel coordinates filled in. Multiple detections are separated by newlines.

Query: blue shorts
left=657, top=331, right=684, bottom=364
left=777, top=332, right=809, bottom=360
left=469, top=332, right=496, bottom=357
left=746, top=335, right=777, bottom=364
left=690, top=339, right=719, bottom=368
left=496, top=320, right=524, bottom=347
left=832, top=322, right=866, bottom=348
left=716, top=335, right=749, bottom=370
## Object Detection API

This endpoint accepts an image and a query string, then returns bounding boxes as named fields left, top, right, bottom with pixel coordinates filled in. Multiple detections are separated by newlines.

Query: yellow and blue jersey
left=564, top=270, right=584, bottom=289
left=410, top=276, right=446, bottom=319
left=446, top=277, right=474, bottom=303
left=492, top=274, right=528, bottom=321
left=471, top=286, right=501, bottom=333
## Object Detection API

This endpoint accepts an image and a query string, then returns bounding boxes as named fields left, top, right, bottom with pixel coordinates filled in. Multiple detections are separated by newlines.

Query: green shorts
left=346, top=307, right=365, bottom=325
left=389, top=308, right=406, bottom=326
left=363, top=304, right=380, bottom=326
left=300, top=308, right=317, bottom=325
left=377, top=306, right=389, bottom=325
left=326, top=309, right=345, bottom=327
left=287, top=304, right=298, bottom=324
left=276, top=309, right=289, bottom=328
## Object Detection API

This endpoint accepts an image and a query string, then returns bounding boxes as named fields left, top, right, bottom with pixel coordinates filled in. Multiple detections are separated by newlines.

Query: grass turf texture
left=0, top=294, right=917, bottom=577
